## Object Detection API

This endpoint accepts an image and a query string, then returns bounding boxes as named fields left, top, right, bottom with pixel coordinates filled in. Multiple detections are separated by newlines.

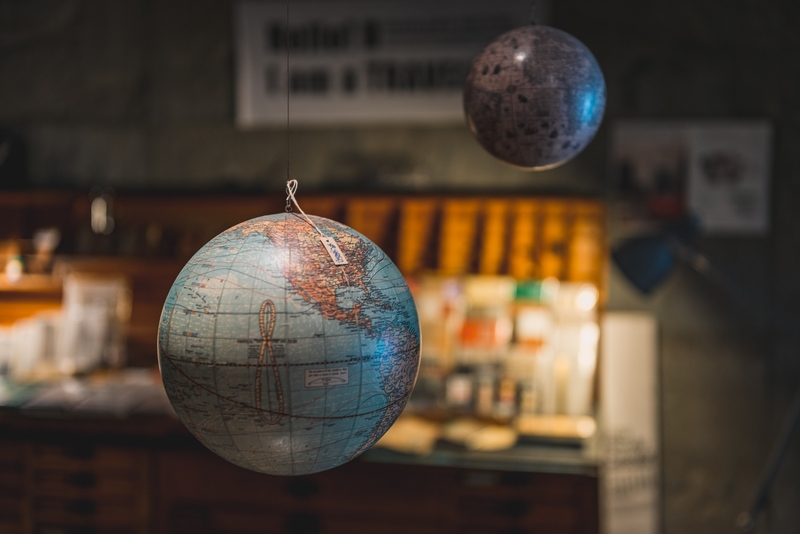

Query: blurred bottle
left=4, top=252, right=23, bottom=284
left=474, top=365, right=496, bottom=418
left=445, top=365, right=474, bottom=413
left=494, top=375, right=518, bottom=420
left=457, top=276, right=516, bottom=365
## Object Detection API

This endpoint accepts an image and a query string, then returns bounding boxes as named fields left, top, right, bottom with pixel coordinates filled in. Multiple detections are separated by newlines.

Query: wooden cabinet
left=6, top=442, right=150, bottom=534
left=0, top=436, right=597, bottom=534
left=455, top=471, right=597, bottom=533
left=155, top=448, right=597, bottom=534
left=0, top=441, right=27, bottom=534
left=156, top=450, right=455, bottom=534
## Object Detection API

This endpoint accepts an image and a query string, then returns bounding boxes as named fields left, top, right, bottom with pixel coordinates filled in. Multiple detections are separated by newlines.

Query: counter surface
left=0, top=376, right=599, bottom=477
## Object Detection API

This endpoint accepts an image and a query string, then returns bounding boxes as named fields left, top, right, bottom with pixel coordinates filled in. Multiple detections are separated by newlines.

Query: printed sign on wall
left=235, top=0, right=544, bottom=126
left=611, top=120, right=772, bottom=235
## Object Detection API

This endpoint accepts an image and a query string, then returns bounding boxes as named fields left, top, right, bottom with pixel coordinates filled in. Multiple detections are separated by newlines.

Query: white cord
left=285, top=179, right=324, bottom=236
left=285, top=179, right=350, bottom=275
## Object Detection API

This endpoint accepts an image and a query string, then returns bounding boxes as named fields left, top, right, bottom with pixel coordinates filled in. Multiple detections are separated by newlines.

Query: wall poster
left=611, top=121, right=772, bottom=235
left=234, top=0, right=547, bottom=126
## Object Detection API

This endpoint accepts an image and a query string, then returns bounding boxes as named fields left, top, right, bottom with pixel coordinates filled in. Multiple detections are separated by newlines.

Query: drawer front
left=30, top=444, right=140, bottom=472
left=32, top=470, right=139, bottom=499
left=28, top=444, right=150, bottom=533
left=34, top=525, right=139, bottom=534
left=456, top=471, right=598, bottom=534
left=0, top=441, right=28, bottom=532
left=167, top=502, right=447, bottom=534
left=33, top=497, right=142, bottom=526
left=0, top=497, right=25, bottom=530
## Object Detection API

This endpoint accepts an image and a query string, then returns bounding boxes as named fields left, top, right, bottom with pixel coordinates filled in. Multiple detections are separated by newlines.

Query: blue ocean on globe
left=158, top=213, right=420, bottom=475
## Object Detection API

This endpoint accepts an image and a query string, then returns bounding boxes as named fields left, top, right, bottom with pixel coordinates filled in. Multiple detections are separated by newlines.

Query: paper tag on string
left=285, top=180, right=348, bottom=266
left=319, top=236, right=348, bottom=265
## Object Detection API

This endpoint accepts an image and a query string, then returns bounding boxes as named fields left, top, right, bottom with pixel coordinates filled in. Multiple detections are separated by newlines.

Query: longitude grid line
left=161, top=288, right=176, bottom=364
left=325, top=223, right=377, bottom=461
left=167, top=277, right=195, bottom=426
left=209, top=237, right=259, bottom=472
left=285, top=212, right=297, bottom=474
left=307, top=215, right=331, bottom=473
left=344, top=276, right=366, bottom=463
left=174, top=262, right=213, bottom=436
left=247, top=230, right=273, bottom=471
left=351, top=234, right=392, bottom=457
left=341, top=248, right=392, bottom=462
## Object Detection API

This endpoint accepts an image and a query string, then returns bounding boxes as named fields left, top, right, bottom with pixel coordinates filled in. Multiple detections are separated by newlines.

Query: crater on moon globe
left=463, top=25, right=606, bottom=170
left=158, top=213, right=421, bottom=476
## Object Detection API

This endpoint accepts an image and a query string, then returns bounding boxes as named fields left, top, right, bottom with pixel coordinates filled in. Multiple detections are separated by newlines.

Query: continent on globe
left=463, top=25, right=606, bottom=170
left=158, top=213, right=421, bottom=476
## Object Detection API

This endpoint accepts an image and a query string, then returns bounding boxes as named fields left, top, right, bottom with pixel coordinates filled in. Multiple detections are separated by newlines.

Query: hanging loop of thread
left=285, top=0, right=291, bottom=203
left=529, top=2, right=538, bottom=25
left=285, top=179, right=323, bottom=235
left=285, top=180, right=349, bottom=266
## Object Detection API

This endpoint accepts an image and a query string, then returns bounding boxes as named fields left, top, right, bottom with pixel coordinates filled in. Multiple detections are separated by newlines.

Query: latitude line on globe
left=161, top=354, right=409, bottom=421
left=162, top=355, right=373, bottom=367
left=181, top=268, right=287, bottom=295
left=172, top=329, right=365, bottom=341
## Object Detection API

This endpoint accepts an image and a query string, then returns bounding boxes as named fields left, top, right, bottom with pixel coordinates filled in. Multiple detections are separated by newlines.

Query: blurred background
left=0, top=0, right=798, bottom=533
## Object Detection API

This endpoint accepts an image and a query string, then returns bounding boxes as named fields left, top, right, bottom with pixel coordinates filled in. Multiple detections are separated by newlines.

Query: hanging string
left=285, top=0, right=291, bottom=211
left=286, top=179, right=350, bottom=269
left=529, top=1, right=538, bottom=25
left=278, top=3, right=347, bottom=270
left=285, top=179, right=323, bottom=236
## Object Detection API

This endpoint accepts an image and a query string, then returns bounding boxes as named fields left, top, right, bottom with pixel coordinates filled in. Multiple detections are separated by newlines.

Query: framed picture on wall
left=611, top=120, right=772, bottom=236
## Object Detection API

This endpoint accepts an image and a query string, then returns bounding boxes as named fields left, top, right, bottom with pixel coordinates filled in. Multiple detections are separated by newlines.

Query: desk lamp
left=612, top=220, right=800, bottom=532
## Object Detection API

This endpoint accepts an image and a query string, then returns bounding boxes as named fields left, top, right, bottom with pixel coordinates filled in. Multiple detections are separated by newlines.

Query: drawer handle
left=286, top=478, right=318, bottom=498
left=499, top=472, right=529, bottom=487
left=66, top=499, right=96, bottom=516
left=63, top=445, right=95, bottom=460
left=65, top=472, right=97, bottom=488
left=34, top=527, right=98, bottom=534
left=285, top=513, right=319, bottom=534
left=498, top=499, right=527, bottom=517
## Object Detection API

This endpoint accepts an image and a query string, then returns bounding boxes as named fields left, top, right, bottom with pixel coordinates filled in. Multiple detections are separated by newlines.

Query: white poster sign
left=234, top=0, right=541, bottom=126
left=611, top=120, right=772, bottom=235
left=687, top=123, right=771, bottom=235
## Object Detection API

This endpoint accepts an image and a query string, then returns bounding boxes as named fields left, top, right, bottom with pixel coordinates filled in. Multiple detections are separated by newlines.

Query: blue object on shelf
left=612, top=236, right=676, bottom=293
left=611, top=216, right=700, bottom=293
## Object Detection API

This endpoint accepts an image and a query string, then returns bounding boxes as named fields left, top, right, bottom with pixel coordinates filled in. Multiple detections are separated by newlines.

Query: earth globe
left=157, top=208, right=421, bottom=476
left=463, top=24, right=606, bottom=170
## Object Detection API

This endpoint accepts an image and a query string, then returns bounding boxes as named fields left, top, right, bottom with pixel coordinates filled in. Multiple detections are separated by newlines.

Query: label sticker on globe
left=305, top=367, right=349, bottom=387
left=318, top=236, right=348, bottom=265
